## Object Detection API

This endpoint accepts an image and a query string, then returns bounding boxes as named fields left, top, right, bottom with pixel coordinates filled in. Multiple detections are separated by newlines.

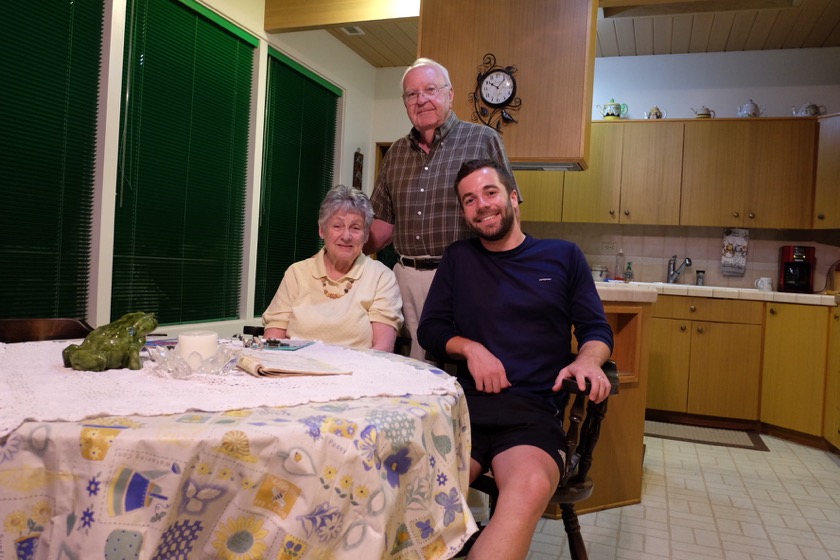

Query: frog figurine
left=63, top=311, right=158, bottom=371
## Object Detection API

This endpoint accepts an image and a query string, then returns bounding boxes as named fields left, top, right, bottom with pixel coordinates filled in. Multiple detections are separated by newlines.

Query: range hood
left=510, top=161, right=585, bottom=172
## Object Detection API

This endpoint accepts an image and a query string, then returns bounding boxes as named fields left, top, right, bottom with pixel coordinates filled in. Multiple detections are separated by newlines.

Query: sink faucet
left=667, top=255, right=693, bottom=283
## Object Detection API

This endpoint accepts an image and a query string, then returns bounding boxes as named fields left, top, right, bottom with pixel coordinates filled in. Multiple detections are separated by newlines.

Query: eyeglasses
left=403, top=84, right=449, bottom=104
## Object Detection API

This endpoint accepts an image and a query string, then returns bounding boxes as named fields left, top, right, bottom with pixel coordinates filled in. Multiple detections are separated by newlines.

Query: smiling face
left=402, top=65, right=453, bottom=136
left=320, top=210, right=367, bottom=270
left=456, top=167, right=521, bottom=247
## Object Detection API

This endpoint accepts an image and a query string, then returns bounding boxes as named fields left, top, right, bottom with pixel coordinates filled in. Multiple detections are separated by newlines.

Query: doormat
left=644, top=421, right=769, bottom=452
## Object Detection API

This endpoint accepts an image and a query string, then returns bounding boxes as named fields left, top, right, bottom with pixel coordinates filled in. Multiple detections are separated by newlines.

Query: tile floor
left=527, top=435, right=840, bottom=559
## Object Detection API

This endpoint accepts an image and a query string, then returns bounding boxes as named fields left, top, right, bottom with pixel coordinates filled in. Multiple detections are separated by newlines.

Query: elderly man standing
left=365, top=58, right=518, bottom=361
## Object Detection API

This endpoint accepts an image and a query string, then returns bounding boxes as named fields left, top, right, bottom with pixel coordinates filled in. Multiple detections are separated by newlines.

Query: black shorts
left=466, top=391, right=566, bottom=474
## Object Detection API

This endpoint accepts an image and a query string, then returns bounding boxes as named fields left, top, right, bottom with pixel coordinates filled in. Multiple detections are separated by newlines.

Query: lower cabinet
left=762, top=303, right=829, bottom=436
left=826, top=309, right=840, bottom=449
left=647, top=296, right=763, bottom=420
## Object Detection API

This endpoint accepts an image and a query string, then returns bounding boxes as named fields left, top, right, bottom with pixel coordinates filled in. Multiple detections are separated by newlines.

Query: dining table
left=0, top=338, right=476, bottom=560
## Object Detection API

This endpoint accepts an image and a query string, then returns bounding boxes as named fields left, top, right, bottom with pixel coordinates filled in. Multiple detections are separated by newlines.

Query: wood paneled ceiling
left=318, top=0, right=840, bottom=67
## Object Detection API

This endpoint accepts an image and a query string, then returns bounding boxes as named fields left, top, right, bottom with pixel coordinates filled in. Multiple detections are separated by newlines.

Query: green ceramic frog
left=63, top=312, right=158, bottom=371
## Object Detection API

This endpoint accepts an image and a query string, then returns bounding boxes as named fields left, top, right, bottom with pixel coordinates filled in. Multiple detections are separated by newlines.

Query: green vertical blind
left=114, top=0, right=255, bottom=324
left=0, top=1, right=104, bottom=319
left=254, top=50, right=340, bottom=316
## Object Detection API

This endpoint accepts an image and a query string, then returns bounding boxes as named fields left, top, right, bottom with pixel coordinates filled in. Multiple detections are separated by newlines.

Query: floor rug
left=644, top=420, right=769, bottom=451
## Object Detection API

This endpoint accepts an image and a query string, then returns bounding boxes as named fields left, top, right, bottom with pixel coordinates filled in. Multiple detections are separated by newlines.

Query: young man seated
left=418, top=159, right=614, bottom=560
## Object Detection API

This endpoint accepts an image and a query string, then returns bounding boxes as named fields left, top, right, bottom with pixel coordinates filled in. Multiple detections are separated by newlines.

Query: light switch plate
left=601, top=242, right=617, bottom=254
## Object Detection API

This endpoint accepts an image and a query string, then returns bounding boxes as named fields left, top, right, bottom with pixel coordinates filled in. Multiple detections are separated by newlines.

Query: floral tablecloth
left=0, top=342, right=475, bottom=560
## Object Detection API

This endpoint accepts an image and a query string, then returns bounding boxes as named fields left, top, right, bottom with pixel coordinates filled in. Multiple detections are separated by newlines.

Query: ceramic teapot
left=792, top=103, right=826, bottom=116
left=597, top=98, right=628, bottom=120
left=737, top=99, right=765, bottom=118
left=644, top=106, right=666, bottom=119
left=691, top=106, right=715, bottom=118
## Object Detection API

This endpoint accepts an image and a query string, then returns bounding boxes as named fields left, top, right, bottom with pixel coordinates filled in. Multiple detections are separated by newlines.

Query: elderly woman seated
left=262, top=184, right=404, bottom=351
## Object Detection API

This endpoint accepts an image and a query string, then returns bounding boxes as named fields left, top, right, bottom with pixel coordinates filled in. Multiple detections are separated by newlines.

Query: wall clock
left=469, top=53, right=522, bottom=132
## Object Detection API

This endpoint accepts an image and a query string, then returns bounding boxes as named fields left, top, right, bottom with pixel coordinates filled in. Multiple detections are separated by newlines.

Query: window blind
left=0, top=0, right=104, bottom=319
left=253, top=49, right=340, bottom=316
left=114, top=0, right=255, bottom=324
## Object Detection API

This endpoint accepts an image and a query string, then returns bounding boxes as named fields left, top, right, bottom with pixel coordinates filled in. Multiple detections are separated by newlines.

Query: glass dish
left=147, top=344, right=240, bottom=378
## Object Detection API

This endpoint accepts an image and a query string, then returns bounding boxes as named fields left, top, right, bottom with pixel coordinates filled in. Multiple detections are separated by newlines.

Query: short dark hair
left=454, top=159, right=515, bottom=199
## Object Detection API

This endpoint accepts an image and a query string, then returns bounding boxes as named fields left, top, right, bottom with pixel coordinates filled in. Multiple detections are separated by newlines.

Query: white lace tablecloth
left=0, top=340, right=459, bottom=439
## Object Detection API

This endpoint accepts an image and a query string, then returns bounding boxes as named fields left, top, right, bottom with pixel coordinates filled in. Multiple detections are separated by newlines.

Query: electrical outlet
left=601, top=242, right=617, bottom=254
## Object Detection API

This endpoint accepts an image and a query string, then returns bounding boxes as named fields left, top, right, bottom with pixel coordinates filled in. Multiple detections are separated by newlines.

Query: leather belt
left=398, top=256, right=441, bottom=270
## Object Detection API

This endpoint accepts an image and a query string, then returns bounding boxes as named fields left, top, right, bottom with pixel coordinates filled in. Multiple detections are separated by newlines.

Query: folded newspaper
left=237, top=351, right=352, bottom=377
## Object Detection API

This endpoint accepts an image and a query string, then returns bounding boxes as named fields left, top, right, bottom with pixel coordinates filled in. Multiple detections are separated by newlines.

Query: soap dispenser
left=614, top=249, right=625, bottom=281
left=624, top=262, right=634, bottom=283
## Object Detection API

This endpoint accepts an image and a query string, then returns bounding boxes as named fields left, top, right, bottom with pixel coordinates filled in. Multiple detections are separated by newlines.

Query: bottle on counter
left=624, top=262, right=634, bottom=283
left=696, top=270, right=705, bottom=286
left=614, top=249, right=625, bottom=281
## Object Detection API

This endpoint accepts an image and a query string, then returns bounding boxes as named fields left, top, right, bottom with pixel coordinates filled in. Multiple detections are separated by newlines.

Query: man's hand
left=446, top=337, right=511, bottom=393
left=552, top=341, right=612, bottom=403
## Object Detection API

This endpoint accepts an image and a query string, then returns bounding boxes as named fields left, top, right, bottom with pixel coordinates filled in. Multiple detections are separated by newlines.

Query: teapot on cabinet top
left=691, top=106, right=715, bottom=118
left=738, top=99, right=765, bottom=118
left=597, top=98, right=628, bottom=120
left=644, top=106, right=666, bottom=119
left=792, top=103, right=825, bottom=116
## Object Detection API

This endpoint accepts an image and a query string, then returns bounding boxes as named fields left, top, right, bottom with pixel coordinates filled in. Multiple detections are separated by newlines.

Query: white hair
left=401, top=58, right=451, bottom=92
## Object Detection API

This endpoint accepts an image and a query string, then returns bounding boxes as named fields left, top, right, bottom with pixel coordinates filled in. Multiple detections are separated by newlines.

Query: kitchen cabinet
left=826, top=309, right=840, bottom=450
left=618, top=121, right=683, bottom=225
left=680, top=118, right=816, bottom=229
left=419, top=0, right=597, bottom=169
left=514, top=170, right=563, bottom=222
left=813, top=114, right=840, bottom=229
left=562, top=122, right=682, bottom=225
left=562, top=123, right=622, bottom=223
left=762, top=303, right=829, bottom=436
left=647, top=296, right=763, bottom=420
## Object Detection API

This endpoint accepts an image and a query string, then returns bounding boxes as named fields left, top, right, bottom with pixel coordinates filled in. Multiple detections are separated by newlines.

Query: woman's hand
left=264, top=327, right=286, bottom=340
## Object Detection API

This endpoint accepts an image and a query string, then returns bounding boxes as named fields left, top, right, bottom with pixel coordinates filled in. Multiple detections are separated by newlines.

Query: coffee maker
left=778, top=245, right=815, bottom=293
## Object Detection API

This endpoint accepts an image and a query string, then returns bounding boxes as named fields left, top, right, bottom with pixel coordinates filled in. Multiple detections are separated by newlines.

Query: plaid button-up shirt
left=370, top=111, right=518, bottom=258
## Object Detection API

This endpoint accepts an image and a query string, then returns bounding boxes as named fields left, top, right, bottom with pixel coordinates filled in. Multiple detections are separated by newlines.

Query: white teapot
left=738, top=99, right=765, bottom=118
left=792, top=103, right=826, bottom=116
left=691, top=106, right=715, bottom=118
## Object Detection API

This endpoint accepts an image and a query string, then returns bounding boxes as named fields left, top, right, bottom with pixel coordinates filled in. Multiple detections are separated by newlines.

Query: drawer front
left=652, top=295, right=763, bottom=324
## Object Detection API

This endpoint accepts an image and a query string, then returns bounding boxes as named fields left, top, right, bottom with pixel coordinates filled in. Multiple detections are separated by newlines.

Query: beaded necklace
left=322, top=277, right=355, bottom=299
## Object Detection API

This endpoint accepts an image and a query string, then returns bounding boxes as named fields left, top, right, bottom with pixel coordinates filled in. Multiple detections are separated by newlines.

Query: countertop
left=598, top=281, right=838, bottom=307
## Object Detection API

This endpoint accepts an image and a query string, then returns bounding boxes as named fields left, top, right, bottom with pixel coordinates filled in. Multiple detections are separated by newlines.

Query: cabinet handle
left=696, top=326, right=704, bottom=334
left=689, top=305, right=696, bottom=312
left=748, top=212, right=755, bottom=219
left=624, top=210, right=630, bottom=216
left=609, top=209, right=615, bottom=216
left=680, top=324, right=687, bottom=331
left=733, top=211, right=740, bottom=218
left=818, top=213, right=825, bottom=220
left=769, top=307, right=777, bottom=315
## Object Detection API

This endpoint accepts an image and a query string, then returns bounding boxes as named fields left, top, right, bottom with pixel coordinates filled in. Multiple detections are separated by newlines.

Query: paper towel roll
left=177, top=331, right=218, bottom=369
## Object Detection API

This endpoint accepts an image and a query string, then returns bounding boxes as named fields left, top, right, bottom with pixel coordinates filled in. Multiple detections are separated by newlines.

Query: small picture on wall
left=353, top=149, right=363, bottom=190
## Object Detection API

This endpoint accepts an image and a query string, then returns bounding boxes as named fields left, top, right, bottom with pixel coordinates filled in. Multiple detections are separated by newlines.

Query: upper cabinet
left=813, top=114, right=840, bottom=229
left=680, top=119, right=816, bottom=229
left=514, top=170, right=563, bottom=223
left=619, top=122, right=683, bottom=225
left=563, top=122, right=682, bottom=225
left=562, top=123, right=622, bottom=223
left=418, top=0, right=597, bottom=170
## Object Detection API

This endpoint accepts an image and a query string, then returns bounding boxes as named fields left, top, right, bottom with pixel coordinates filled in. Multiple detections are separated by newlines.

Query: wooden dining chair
left=466, top=359, right=620, bottom=560
left=0, top=318, right=94, bottom=343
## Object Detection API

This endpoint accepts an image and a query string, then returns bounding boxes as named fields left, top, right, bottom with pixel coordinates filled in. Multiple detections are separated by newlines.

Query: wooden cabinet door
left=814, top=114, right=840, bottom=229
left=687, top=321, right=762, bottom=420
left=515, top=170, right=563, bottom=222
left=619, top=122, right=683, bottom=225
left=646, top=317, right=690, bottom=412
left=562, top=123, right=622, bottom=223
left=825, top=309, right=840, bottom=449
left=762, top=303, right=829, bottom=436
left=681, top=121, right=750, bottom=227
left=745, top=120, right=815, bottom=229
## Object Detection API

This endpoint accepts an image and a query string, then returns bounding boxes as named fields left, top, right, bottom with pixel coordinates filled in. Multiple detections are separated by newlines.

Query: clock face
left=479, top=70, right=515, bottom=108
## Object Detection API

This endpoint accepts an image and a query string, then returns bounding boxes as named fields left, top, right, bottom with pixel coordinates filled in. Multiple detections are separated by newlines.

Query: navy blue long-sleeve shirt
left=418, top=235, right=613, bottom=403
